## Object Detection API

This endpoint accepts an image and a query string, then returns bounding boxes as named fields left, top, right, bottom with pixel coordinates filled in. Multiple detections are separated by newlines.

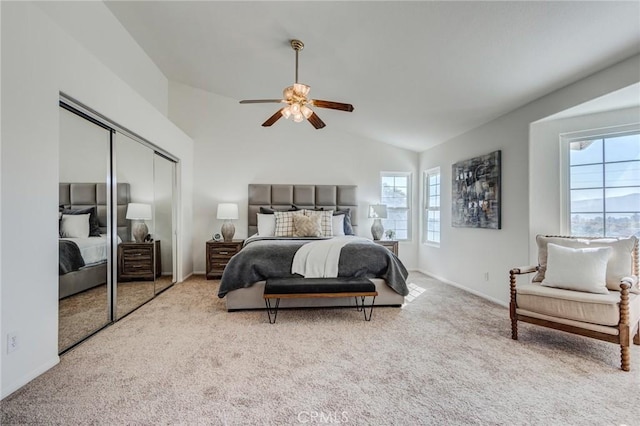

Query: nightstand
left=118, top=240, right=161, bottom=281
left=374, top=240, right=398, bottom=256
left=206, top=239, right=244, bottom=279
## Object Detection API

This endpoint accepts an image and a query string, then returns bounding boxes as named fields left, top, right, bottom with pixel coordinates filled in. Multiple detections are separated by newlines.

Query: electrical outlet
left=483, top=272, right=489, bottom=282
left=7, top=333, right=18, bottom=354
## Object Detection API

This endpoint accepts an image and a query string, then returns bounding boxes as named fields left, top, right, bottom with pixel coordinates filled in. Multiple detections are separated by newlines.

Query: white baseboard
left=1, top=356, right=59, bottom=400
left=414, top=269, right=508, bottom=308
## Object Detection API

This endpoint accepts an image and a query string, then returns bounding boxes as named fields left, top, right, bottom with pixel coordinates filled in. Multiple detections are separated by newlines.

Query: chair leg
left=621, top=345, right=630, bottom=371
left=509, top=301, right=518, bottom=340
left=634, top=325, right=640, bottom=345
left=509, top=271, right=518, bottom=340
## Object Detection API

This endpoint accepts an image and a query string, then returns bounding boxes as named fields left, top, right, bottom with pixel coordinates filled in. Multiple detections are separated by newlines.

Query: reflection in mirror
left=58, top=106, right=111, bottom=353
left=115, top=133, right=156, bottom=319
left=154, top=153, right=176, bottom=294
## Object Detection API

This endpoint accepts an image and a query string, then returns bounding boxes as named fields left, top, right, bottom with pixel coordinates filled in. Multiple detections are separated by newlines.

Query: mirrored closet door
left=153, top=153, right=176, bottom=294
left=114, top=133, right=156, bottom=319
left=59, top=99, right=178, bottom=353
left=58, top=106, right=112, bottom=353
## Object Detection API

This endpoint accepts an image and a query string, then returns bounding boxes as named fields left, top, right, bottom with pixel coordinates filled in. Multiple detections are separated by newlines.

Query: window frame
left=560, top=124, right=640, bottom=237
left=380, top=171, right=412, bottom=241
left=423, top=167, right=441, bottom=246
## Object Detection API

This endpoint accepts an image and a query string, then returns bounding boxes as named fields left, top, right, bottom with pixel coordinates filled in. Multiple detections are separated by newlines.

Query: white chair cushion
left=533, top=235, right=638, bottom=293
left=517, top=282, right=640, bottom=327
left=541, top=244, right=611, bottom=294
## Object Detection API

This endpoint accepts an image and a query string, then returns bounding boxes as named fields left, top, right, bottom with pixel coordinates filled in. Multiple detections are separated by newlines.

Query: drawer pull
left=219, top=251, right=229, bottom=255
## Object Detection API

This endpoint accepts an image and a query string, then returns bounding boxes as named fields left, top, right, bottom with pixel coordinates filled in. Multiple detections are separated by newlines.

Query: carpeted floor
left=59, top=276, right=175, bottom=352
left=3, top=272, right=639, bottom=425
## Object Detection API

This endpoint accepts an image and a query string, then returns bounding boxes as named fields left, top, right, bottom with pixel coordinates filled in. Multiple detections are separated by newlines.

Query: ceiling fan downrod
left=291, top=39, right=304, bottom=84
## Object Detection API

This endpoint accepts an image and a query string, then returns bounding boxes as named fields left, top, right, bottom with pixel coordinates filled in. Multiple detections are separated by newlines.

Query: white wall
left=168, top=82, right=419, bottom=274
left=1, top=2, right=194, bottom=399
left=36, top=1, right=169, bottom=115
left=418, top=55, right=640, bottom=306
left=529, top=106, right=640, bottom=261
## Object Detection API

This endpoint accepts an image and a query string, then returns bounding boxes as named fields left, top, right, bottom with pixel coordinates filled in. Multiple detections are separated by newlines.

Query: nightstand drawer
left=122, top=261, right=153, bottom=275
left=122, top=249, right=152, bottom=260
left=209, top=261, right=230, bottom=270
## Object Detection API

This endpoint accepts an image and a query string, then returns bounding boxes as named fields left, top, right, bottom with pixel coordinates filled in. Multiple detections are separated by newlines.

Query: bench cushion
left=265, top=277, right=375, bottom=295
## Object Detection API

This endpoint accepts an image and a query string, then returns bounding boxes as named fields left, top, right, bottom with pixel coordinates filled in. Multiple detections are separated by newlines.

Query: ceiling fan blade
left=311, top=99, right=354, bottom=112
left=262, top=108, right=285, bottom=127
left=307, top=112, right=326, bottom=129
left=240, top=99, right=285, bottom=104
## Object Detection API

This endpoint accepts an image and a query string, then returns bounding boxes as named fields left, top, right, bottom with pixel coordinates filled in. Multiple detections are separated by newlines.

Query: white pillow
left=332, top=214, right=345, bottom=237
left=541, top=243, right=611, bottom=294
left=60, top=214, right=90, bottom=238
left=533, top=235, right=637, bottom=289
left=256, top=213, right=276, bottom=236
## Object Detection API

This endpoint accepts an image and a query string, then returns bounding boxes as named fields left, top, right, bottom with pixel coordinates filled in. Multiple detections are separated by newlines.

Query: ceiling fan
left=239, top=39, right=354, bottom=129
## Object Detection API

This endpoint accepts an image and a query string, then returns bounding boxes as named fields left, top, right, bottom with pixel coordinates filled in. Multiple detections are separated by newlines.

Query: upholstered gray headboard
left=59, top=182, right=131, bottom=242
left=248, top=184, right=358, bottom=236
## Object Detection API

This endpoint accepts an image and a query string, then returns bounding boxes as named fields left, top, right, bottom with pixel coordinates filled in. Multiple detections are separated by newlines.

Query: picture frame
left=451, top=150, right=501, bottom=229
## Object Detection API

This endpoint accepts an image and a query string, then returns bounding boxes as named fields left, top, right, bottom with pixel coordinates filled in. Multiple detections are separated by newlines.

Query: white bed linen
left=60, top=234, right=121, bottom=266
left=291, top=236, right=370, bottom=278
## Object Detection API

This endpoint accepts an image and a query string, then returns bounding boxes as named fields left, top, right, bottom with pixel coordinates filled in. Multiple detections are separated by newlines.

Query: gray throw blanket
left=59, top=240, right=85, bottom=275
left=218, top=237, right=409, bottom=297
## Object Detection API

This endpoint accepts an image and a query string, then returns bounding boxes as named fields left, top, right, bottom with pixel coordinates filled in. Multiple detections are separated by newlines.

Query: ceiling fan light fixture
left=294, top=83, right=310, bottom=97
left=301, top=105, right=313, bottom=119
left=239, top=38, right=353, bottom=129
left=281, top=107, right=292, bottom=119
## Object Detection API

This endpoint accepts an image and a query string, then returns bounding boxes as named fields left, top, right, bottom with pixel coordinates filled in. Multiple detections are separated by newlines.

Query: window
left=380, top=172, right=411, bottom=240
left=424, top=168, right=441, bottom=244
left=566, top=131, right=640, bottom=237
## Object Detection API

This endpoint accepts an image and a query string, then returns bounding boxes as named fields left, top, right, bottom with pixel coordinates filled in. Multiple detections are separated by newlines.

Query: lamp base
left=132, top=220, right=148, bottom=243
left=371, top=218, right=384, bottom=241
left=221, top=221, right=235, bottom=242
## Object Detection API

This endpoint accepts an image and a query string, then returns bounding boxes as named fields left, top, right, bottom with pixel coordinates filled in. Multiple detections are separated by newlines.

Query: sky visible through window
left=569, top=133, right=640, bottom=237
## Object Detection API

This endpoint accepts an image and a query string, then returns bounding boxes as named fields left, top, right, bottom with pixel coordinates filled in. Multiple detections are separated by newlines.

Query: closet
left=58, top=99, right=177, bottom=353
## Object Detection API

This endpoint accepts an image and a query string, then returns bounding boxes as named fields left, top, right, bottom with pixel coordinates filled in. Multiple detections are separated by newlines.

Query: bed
left=219, top=184, right=409, bottom=311
left=58, top=183, right=130, bottom=299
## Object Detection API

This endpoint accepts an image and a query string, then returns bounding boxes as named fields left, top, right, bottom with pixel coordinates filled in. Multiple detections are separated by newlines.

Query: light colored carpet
left=58, top=277, right=175, bottom=352
left=2, top=272, right=638, bottom=425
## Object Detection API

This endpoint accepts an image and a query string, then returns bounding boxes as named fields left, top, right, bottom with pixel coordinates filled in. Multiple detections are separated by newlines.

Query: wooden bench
left=263, top=277, right=378, bottom=323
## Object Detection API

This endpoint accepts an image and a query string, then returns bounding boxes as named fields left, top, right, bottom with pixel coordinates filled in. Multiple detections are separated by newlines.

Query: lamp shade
left=126, top=203, right=152, bottom=220
left=368, top=204, right=388, bottom=219
left=217, top=203, right=239, bottom=220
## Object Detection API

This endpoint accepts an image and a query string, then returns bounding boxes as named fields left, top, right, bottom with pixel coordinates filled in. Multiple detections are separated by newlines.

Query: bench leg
left=264, top=298, right=280, bottom=324
left=360, top=296, right=375, bottom=321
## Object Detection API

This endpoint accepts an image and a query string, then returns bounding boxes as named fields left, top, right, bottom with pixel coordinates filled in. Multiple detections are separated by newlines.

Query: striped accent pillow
left=274, top=211, right=303, bottom=237
left=303, top=210, right=333, bottom=237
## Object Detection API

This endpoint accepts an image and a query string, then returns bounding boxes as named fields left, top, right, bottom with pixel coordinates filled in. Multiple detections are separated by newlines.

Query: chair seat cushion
left=517, top=282, right=640, bottom=327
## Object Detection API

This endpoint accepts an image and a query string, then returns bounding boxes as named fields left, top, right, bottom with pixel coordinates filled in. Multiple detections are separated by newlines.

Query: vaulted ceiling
left=105, top=1, right=640, bottom=152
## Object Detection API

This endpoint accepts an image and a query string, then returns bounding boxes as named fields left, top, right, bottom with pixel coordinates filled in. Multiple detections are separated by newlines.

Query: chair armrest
left=510, top=265, right=538, bottom=275
left=510, top=266, right=538, bottom=310
left=620, top=276, right=638, bottom=291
